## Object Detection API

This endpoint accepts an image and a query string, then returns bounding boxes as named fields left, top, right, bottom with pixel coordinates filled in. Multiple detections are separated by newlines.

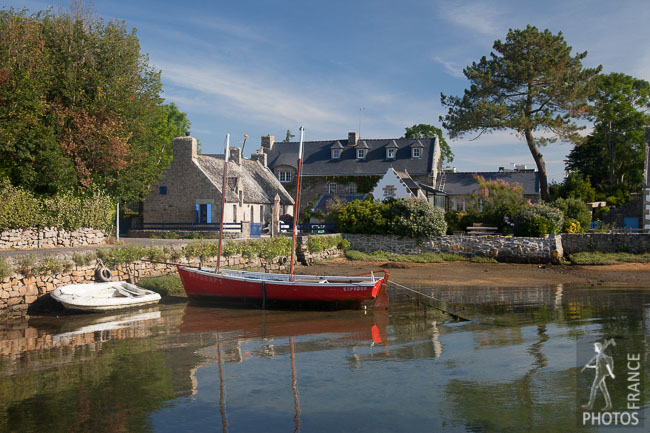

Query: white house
left=371, top=167, right=427, bottom=201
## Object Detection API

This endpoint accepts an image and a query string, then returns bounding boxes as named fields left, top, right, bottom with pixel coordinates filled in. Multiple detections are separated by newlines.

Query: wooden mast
left=289, top=126, right=304, bottom=281
left=217, top=134, right=230, bottom=272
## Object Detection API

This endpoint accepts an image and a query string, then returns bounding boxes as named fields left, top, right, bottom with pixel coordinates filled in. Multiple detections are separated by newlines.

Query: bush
left=513, top=203, right=564, bottom=236
left=388, top=198, right=447, bottom=237
left=563, top=218, right=582, bottom=233
left=0, top=184, right=114, bottom=232
left=0, top=258, right=11, bottom=279
left=72, top=252, right=97, bottom=267
left=551, top=197, right=591, bottom=231
left=329, top=199, right=389, bottom=234
left=308, top=234, right=346, bottom=253
left=473, top=176, right=527, bottom=231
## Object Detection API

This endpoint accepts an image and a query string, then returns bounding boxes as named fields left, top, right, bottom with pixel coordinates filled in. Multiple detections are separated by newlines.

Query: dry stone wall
left=0, top=227, right=107, bottom=250
left=343, top=233, right=564, bottom=263
left=562, top=233, right=650, bottom=254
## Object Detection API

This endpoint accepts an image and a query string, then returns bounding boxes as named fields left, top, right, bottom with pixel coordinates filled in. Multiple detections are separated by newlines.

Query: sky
left=5, top=0, right=650, bottom=182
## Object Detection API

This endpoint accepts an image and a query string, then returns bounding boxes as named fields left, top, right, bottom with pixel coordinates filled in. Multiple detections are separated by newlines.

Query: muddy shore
left=300, top=259, right=650, bottom=288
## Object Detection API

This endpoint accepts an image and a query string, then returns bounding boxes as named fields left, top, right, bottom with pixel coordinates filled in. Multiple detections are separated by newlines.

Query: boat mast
left=289, top=126, right=304, bottom=281
left=217, top=133, right=230, bottom=272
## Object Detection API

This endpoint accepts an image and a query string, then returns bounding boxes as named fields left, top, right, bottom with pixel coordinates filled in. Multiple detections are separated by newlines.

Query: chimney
left=261, top=135, right=275, bottom=151
left=348, top=131, right=359, bottom=146
left=230, top=146, right=242, bottom=165
left=172, top=135, right=197, bottom=163
left=251, top=151, right=267, bottom=167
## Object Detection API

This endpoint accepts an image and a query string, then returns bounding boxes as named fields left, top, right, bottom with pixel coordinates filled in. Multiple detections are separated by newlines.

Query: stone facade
left=562, top=233, right=650, bottom=254
left=0, top=227, right=107, bottom=250
left=344, top=233, right=563, bottom=264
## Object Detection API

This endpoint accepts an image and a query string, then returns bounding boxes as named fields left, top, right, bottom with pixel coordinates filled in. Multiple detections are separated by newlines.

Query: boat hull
left=51, top=282, right=161, bottom=312
left=177, top=266, right=384, bottom=306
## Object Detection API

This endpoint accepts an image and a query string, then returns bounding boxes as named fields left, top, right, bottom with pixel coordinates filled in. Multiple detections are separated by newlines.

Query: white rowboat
left=51, top=282, right=161, bottom=312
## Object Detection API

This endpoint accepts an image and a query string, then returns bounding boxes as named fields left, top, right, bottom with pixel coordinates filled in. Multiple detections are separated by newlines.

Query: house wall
left=371, top=169, right=412, bottom=200
left=144, top=137, right=222, bottom=224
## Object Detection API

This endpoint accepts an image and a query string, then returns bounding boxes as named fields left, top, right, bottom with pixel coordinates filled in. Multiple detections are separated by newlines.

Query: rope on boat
left=387, top=280, right=469, bottom=321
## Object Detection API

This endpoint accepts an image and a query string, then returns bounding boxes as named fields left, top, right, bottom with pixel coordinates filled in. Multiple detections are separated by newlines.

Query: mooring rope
left=387, top=280, right=469, bottom=321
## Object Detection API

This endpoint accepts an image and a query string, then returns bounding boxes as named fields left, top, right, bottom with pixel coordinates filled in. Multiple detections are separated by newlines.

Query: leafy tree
left=403, top=124, right=454, bottom=164
left=388, top=197, right=447, bottom=237
left=549, top=172, right=596, bottom=202
left=551, top=197, right=591, bottom=231
left=283, top=129, right=295, bottom=142
left=566, top=73, right=650, bottom=200
left=513, top=203, right=564, bottom=236
left=0, top=7, right=191, bottom=204
left=440, top=25, right=601, bottom=201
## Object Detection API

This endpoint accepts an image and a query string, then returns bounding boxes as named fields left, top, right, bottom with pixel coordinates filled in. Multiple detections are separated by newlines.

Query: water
left=1, top=285, right=648, bottom=432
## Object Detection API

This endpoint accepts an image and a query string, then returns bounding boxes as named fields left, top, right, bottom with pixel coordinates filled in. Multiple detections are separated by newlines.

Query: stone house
left=442, top=166, right=540, bottom=212
left=143, top=136, right=294, bottom=227
left=261, top=132, right=442, bottom=215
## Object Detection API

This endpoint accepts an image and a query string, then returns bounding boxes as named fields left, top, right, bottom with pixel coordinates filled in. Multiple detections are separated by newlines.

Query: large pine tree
left=440, top=25, right=601, bottom=201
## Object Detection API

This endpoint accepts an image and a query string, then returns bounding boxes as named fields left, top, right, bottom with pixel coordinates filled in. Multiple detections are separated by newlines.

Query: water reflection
left=0, top=285, right=648, bottom=432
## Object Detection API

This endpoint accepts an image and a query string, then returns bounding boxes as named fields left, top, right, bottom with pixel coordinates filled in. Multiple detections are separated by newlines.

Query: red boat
left=178, top=129, right=389, bottom=309
left=177, top=266, right=389, bottom=308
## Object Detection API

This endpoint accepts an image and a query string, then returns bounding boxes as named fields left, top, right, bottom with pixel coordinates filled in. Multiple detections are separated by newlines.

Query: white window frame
left=347, top=183, right=357, bottom=194
left=455, top=197, right=466, bottom=212
left=386, top=148, right=396, bottom=159
left=331, top=149, right=341, bottom=159
left=412, top=148, right=422, bottom=158
left=357, top=149, right=366, bottom=159
left=278, top=171, right=292, bottom=183
left=383, top=185, right=396, bottom=199
left=328, top=183, right=337, bottom=194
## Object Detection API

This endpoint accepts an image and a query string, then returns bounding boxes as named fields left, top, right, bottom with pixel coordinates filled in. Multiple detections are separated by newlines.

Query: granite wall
left=0, top=227, right=107, bottom=250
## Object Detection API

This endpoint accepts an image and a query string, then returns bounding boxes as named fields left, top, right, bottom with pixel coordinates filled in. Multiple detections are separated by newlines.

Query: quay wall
left=343, top=234, right=564, bottom=264
left=0, top=227, right=107, bottom=250
left=0, top=236, right=342, bottom=319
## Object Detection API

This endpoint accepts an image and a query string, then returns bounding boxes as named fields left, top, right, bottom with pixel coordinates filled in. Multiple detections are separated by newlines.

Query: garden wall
left=562, top=233, right=650, bottom=254
left=0, top=227, right=107, bottom=250
left=343, top=233, right=563, bottom=264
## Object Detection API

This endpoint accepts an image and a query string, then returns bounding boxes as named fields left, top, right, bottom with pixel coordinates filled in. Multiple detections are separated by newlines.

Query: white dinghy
left=51, top=281, right=161, bottom=312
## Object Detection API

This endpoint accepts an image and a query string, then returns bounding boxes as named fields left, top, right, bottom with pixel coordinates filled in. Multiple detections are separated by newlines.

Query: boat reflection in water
left=178, top=304, right=390, bottom=432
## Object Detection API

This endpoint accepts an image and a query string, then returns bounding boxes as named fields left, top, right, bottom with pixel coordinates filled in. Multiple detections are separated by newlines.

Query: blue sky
left=6, top=0, right=650, bottom=182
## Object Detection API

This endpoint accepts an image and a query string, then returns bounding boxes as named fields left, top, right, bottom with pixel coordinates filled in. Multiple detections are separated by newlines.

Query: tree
left=440, top=26, right=601, bottom=201
left=283, top=129, right=295, bottom=142
left=0, top=7, right=191, bottom=203
left=403, top=124, right=454, bottom=164
left=549, top=172, right=596, bottom=202
left=566, top=73, right=650, bottom=200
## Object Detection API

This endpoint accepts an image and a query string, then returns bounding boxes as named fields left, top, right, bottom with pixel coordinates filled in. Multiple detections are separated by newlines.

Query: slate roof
left=311, top=194, right=368, bottom=213
left=194, top=155, right=294, bottom=205
left=443, top=171, right=540, bottom=196
left=265, top=137, right=437, bottom=176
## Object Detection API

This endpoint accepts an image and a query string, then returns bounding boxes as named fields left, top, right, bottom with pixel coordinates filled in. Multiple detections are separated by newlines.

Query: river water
left=1, top=284, right=648, bottom=432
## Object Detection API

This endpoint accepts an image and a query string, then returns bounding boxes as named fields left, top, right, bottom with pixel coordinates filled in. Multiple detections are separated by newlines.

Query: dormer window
left=412, top=147, right=421, bottom=158
left=357, top=149, right=367, bottom=159
left=278, top=171, right=292, bottom=182
left=332, top=149, right=341, bottom=159
left=386, top=148, right=396, bottom=159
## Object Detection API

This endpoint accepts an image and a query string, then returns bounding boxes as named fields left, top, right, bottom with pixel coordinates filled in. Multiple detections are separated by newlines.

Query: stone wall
left=0, top=235, right=344, bottom=319
left=0, top=227, right=107, bottom=250
left=343, top=233, right=563, bottom=264
left=562, top=233, right=650, bottom=254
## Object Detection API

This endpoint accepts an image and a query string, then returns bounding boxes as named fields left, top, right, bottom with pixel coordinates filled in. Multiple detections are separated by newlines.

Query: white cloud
left=438, top=1, right=504, bottom=38
left=432, top=56, right=465, bottom=79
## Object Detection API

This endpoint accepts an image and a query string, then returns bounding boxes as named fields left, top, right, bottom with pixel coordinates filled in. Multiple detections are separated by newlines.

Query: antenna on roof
left=359, top=107, right=366, bottom=138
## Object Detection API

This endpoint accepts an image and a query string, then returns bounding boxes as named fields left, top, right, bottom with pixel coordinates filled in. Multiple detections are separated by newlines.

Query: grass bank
left=567, top=251, right=650, bottom=265
left=138, top=274, right=185, bottom=296
left=344, top=249, right=497, bottom=264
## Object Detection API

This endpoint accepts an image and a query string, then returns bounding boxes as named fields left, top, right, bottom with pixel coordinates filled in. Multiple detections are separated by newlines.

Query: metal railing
left=133, top=222, right=243, bottom=232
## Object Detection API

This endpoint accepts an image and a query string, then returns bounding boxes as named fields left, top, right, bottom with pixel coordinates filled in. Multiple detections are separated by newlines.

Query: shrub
left=388, top=198, right=447, bottom=237
left=16, top=255, right=37, bottom=277
left=308, top=234, right=345, bottom=253
left=551, top=197, right=591, bottom=231
left=72, top=252, right=97, bottom=267
left=36, top=257, right=73, bottom=275
left=0, top=184, right=114, bottom=232
left=0, top=258, right=11, bottom=279
left=513, top=203, right=564, bottom=236
left=329, top=199, right=389, bottom=234
left=473, top=176, right=527, bottom=231
left=563, top=218, right=582, bottom=233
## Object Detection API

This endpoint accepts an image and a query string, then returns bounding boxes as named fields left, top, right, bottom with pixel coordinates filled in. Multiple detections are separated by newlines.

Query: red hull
left=177, top=266, right=384, bottom=304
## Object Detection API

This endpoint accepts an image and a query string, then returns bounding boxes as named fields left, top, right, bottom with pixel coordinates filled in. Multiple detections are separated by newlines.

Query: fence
left=132, top=222, right=243, bottom=232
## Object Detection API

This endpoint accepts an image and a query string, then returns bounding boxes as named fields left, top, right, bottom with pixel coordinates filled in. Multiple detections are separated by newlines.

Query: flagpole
left=217, top=134, right=230, bottom=272
left=289, top=126, right=304, bottom=282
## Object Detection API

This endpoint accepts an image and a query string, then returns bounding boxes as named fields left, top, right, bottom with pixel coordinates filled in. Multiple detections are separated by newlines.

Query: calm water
left=1, top=284, right=649, bottom=432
